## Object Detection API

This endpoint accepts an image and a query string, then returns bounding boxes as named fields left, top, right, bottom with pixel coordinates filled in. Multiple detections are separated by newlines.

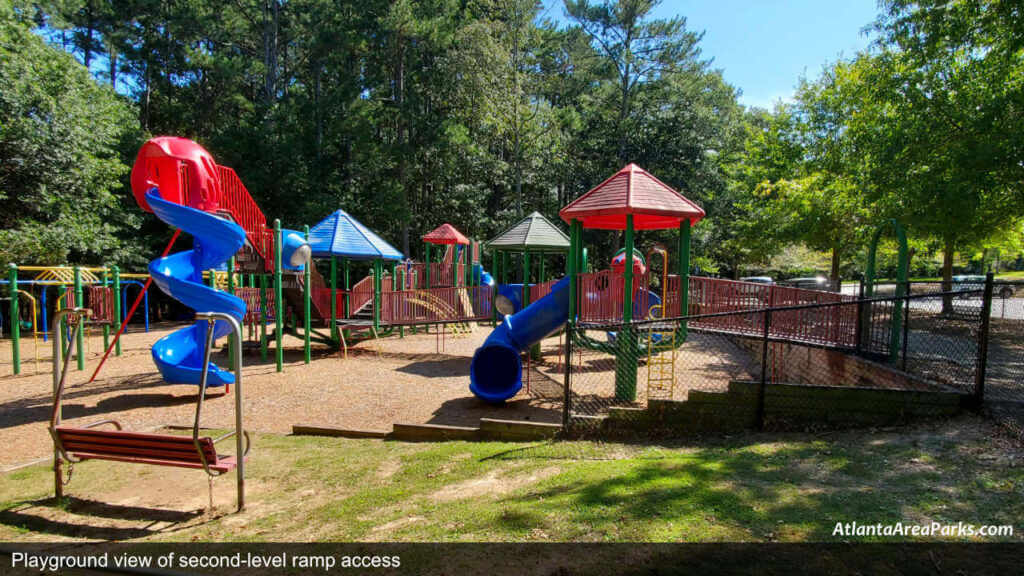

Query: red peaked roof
left=423, top=223, right=469, bottom=245
left=559, top=164, right=705, bottom=230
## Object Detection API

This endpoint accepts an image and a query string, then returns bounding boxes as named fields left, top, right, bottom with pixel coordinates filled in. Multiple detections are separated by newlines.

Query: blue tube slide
left=146, top=189, right=246, bottom=387
left=470, top=276, right=571, bottom=403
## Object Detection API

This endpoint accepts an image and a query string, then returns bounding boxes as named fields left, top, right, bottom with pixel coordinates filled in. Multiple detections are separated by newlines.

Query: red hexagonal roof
left=559, top=164, right=705, bottom=230
left=423, top=223, right=469, bottom=245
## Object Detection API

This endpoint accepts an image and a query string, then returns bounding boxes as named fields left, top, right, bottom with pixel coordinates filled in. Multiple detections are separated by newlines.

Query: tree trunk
left=108, top=45, right=117, bottom=87
left=264, top=0, right=279, bottom=105
left=514, top=130, right=523, bottom=217
left=941, top=239, right=955, bottom=314
left=830, top=245, right=841, bottom=283
left=314, top=58, right=323, bottom=164
left=83, top=3, right=95, bottom=69
left=395, top=42, right=410, bottom=257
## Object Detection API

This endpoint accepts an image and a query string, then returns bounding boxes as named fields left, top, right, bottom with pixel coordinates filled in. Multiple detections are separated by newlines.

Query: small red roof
left=423, top=223, right=469, bottom=245
left=559, top=164, right=705, bottom=230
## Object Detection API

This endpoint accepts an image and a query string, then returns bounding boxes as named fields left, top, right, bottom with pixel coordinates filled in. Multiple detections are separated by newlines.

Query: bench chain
left=208, top=476, right=214, bottom=512
left=61, top=462, right=74, bottom=486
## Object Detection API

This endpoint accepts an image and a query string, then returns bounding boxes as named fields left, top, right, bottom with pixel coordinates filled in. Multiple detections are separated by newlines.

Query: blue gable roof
left=307, top=210, right=405, bottom=260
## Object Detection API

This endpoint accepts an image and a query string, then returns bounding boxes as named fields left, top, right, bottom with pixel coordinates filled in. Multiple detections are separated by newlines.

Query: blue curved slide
left=147, top=190, right=247, bottom=387
left=470, top=277, right=571, bottom=403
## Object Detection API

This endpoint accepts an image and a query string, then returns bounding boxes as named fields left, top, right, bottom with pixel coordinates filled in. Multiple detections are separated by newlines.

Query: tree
left=565, top=0, right=703, bottom=169
left=0, top=5, right=140, bottom=265
left=858, top=0, right=1024, bottom=295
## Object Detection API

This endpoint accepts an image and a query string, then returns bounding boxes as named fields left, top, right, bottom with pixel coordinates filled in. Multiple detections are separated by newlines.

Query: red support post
left=88, top=229, right=181, bottom=383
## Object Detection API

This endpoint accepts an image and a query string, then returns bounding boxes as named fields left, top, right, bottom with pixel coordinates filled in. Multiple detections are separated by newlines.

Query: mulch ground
left=0, top=322, right=564, bottom=468
left=0, top=321, right=755, bottom=469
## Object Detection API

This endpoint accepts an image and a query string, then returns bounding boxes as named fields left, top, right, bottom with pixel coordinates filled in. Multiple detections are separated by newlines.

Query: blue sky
left=541, top=0, right=880, bottom=109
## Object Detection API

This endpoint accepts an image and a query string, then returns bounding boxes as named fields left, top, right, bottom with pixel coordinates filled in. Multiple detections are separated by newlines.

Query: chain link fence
left=561, top=283, right=994, bottom=437
left=984, top=281, right=1024, bottom=440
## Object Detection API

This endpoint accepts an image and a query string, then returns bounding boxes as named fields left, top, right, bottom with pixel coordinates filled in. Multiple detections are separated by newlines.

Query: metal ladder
left=645, top=305, right=677, bottom=400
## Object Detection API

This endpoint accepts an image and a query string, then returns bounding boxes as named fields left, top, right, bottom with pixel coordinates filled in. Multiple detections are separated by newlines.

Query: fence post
left=973, top=272, right=994, bottom=409
left=901, top=282, right=911, bottom=371
left=855, top=280, right=865, bottom=354
left=757, top=308, right=772, bottom=430
left=562, top=321, right=574, bottom=429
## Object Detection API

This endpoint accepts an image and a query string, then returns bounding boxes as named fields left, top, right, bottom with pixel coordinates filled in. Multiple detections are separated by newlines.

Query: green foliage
left=4, top=0, right=1020, bottom=279
left=0, top=4, right=140, bottom=266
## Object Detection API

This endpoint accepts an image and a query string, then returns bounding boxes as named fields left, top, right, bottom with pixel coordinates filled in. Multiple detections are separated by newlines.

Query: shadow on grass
left=0, top=497, right=204, bottom=541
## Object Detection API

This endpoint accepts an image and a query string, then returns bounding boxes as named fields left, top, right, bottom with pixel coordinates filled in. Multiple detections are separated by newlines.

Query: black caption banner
left=1, top=543, right=1021, bottom=575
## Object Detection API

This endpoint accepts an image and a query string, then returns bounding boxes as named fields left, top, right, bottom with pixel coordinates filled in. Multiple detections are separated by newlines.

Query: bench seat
left=54, top=426, right=243, bottom=473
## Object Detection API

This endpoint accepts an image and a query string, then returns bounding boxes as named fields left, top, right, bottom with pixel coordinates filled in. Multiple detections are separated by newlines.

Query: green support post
left=373, top=259, right=382, bottom=332
left=259, top=274, right=268, bottom=362
left=274, top=220, right=284, bottom=372
left=425, top=243, right=432, bottom=289
left=678, top=219, right=691, bottom=337
left=523, top=249, right=540, bottom=359
left=101, top=270, right=110, bottom=351
left=112, top=266, right=122, bottom=356
left=73, top=267, right=84, bottom=371
left=303, top=226, right=311, bottom=364
left=330, top=256, right=338, bottom=343
left=616, top=215, right=637, bottom=401
left=501, top=251, right=508, bottom=284
left=539, top=252, right=545, bottom=284
left=522, top=249, right=531, bottom=308
left=491, top=251, right=498, bottom=324
left=8, top=263, right=19, bottom=375
left=567, top=221, right=578, bottom=322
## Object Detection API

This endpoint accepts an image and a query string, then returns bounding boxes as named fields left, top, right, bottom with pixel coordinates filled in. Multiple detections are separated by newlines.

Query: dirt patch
left=428, top=466, right=562, bottom=502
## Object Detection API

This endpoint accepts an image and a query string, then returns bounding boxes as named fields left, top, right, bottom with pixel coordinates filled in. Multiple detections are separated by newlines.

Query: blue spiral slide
left=146, top=189, right=247, bottom=387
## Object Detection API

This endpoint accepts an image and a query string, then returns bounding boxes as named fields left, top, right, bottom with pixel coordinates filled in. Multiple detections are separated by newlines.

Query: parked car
left=736, top=276, right=774, bottom=301
left=780, top=276, right=831, bottom=291
left=951, top=275, right=1020, bottom=299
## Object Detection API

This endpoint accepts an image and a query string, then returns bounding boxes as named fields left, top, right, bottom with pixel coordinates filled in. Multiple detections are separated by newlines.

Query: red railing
left=529, top=280, right=558, bottom=302
left=379, top=286, right=492, bottom=325
left=235, top=287, right=276, bottom=325
left=217, top=166, right=273, bottom=268
left=426, top=262, right=466, bottom=287
left=687, top=277, right=859, bottom=347
left=306, top=264, right=333, bottom=322
left=577, top=271, right=654, bottom=323
left=87, top=286, right=115, bottom=324
left=349, top=275, right=375, bottom=315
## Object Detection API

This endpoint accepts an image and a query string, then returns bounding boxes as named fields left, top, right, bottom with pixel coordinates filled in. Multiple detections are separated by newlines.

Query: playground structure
left=470, top=164, right=703, bottom=403
left=2, top=264, right=157, bottom=376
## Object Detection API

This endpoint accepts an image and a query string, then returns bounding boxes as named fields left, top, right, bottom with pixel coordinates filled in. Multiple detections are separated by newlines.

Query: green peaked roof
left=486, top=211, right=570, bottom=252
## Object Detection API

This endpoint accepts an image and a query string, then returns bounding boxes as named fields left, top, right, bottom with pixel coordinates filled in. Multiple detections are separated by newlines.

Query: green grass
left=0, top=417, right=1021, bottom=543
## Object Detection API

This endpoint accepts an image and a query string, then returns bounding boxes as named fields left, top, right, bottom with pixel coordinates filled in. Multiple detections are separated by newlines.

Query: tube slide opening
left=469, top=343, right=522, bottom=403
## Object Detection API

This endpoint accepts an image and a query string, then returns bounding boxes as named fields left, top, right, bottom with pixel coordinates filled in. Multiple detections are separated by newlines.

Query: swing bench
left=49, top=308, right=249, bottom=511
